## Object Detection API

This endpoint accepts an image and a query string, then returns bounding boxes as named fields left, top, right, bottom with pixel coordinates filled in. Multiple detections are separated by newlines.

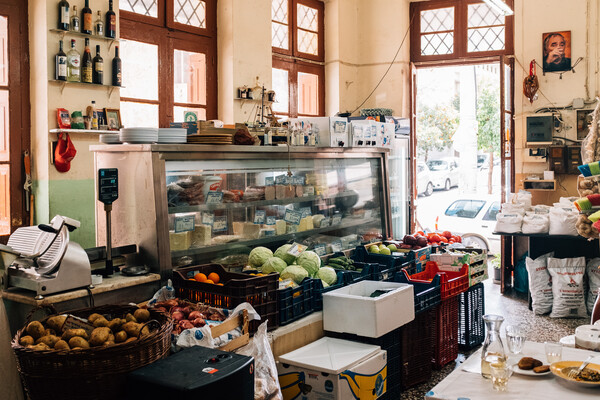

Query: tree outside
left=416, top=103, right=459, bottom=161
left=476, top=85, right=501, bottom=194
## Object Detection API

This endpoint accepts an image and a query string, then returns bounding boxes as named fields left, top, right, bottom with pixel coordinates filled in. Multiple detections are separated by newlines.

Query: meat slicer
left=0, top=215, right=92, bottom=299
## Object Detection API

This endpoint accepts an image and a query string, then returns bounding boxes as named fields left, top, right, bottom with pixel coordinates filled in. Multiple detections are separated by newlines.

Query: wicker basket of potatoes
left=11, top=304, right=172, bottom=400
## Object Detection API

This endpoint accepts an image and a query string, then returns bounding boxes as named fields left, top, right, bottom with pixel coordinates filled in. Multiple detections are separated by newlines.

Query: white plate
left=512, top=364, right=552, bottom=376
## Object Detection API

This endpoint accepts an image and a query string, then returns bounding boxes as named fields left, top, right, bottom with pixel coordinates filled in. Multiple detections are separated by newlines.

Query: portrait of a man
left=543, top=31, right=572, bottom=73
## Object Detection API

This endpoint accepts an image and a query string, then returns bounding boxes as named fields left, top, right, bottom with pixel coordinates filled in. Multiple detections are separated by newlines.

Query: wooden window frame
left=273, top=56, right=324, bottom=118
left=272, top=0, right=324, bottom=63
left=410, top=0, right=514, bottom=64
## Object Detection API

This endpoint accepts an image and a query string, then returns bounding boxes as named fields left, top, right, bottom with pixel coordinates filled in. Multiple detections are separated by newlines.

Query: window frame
left=272, top=0, right=324, bottom=63
left=273, top=56, right=324, bottom=118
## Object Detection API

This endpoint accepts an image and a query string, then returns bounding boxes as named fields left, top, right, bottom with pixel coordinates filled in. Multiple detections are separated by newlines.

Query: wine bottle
left=112, top=46, right=121, bottom=86
left=93, top=45, right=103, bottom=84
left=81, top=0, right=92, bottom=34
left=58, top=0, right=70, bottom=31
left=70, top=5, right=80, bottom=32
left=55, top=40, right=67, bottom=81
left=82, top=38, right=93, bottom=83
left=106, top=0, right=116, bottom=39
left=66, top=39, right=80, bottom=82
left=95, top=11, right=104, bottom=36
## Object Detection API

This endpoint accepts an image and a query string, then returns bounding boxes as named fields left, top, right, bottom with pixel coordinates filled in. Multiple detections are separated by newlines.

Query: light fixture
left=482, top=0, right=514, bottom=16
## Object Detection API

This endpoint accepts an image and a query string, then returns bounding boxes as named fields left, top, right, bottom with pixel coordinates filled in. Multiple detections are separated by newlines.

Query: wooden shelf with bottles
left=49, top=79, right=123, bottom=95
left=49, top=29, right=119, bottom=48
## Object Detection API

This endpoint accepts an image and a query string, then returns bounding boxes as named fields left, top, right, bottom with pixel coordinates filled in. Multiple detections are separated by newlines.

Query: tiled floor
left=399, top=277, right=590, bottom=400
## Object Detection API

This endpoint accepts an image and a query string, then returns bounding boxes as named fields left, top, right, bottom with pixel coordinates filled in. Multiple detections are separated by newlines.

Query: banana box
left=278, top=337, right=387, bottom=400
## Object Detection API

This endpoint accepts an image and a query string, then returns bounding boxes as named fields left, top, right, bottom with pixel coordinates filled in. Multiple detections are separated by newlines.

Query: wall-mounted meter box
left=526, top=114, right=554, bottom=146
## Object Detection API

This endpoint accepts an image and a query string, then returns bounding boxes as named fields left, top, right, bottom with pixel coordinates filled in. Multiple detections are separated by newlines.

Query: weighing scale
left=98, top=168, right=118, bottom=277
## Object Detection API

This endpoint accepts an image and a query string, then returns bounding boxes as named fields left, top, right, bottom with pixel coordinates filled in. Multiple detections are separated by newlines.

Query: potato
left=89, top=327, right=111, bottom=346
left=25, top=321, right=46, bottom=340
left=54, top=340, right=70, bottom=351
left=108, top=318, right=124, bottom=333
left=125, top=313, right=137, bottom=323
left=46, top=315, right=67, bottom=332
left=35, top=335, right=60, bottom=348
left=102, top=340, right=115, bottom=346
left=93, top=317, right=109, bottom=328
left=62, top=328, right=89, bottom=342
left=28, top=343, right=50, bottom=351
left=68, top=336, right=90, bottom=349
left=88, top=313, right=104, bottom=323
left=108, top=333, right=115, bottom=342
left=124, top=337, right=137, bottom=343
left=45, top=328, right=57, bottom=337
left=19, top=335, right=34, bottom=347
left=133, top=309, right=150, bottom=323
left=114, top=331, right=127, bottom=343
left=122, top=321, right=141, bottom=337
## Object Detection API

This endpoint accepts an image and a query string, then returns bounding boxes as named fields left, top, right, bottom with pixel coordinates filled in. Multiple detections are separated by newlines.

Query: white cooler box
left=278, top=337, right=387, bottom=400
left=323, top=280, right=414, bottom=338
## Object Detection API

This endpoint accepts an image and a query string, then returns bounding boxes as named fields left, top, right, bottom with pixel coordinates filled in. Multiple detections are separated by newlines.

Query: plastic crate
left=399, top=308, right=436, bottom=389
left=311, top=270, right=347, bottom=311
left=458, top=282, right=485, bottom=350
left=404, top=261, right=469, bottom=300
left=394, top=271, right=441, bottom=315
left=353, top=245, right=410, bottom=271
left=325, top=252, right=370, bottom=283
left=433, top=296, right=459, bottom=369
left=173, top=264, right=279, bottom=332
left=278, top=278, right=314, bottom=326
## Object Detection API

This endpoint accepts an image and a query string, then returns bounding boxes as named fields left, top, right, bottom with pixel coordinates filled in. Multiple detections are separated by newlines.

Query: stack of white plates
left=158, top=128, right=187, bottom=144
left=119, top=127, right=159, bottom=144
left=99, top=134, right=121, bottom=144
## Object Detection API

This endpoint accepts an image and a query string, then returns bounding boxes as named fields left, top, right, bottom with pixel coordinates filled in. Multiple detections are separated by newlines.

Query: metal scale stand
left=98, top=168, right=118, bottom=277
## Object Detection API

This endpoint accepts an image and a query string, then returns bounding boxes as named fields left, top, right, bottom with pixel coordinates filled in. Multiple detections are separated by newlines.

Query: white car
left=427, top=158, right=460, bottom=191
left=417, top=162, right=434, bottom=197
left=435, top=195, right=501, bottom=253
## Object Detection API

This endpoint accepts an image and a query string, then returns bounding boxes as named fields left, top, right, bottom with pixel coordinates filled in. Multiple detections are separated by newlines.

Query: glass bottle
left=70, top=5, right=80, bottom=32
left=481, top=315, right=507, bottom=379
left=55, top=40, right=67, bottom=81
left=81, top=38, right=92, bottom=83
left=66, top=39, right=80, bottom=82
left=81, top=0, right=92, bottom=35
left=112, top=46, right=121, bottom=86
left=58, top=0, right=70, bottom=31
left=95, top=11, right=104, bottom=36
left=93, top=45, right=103, bottom=84
left=106, top=0, right=117, bottom=39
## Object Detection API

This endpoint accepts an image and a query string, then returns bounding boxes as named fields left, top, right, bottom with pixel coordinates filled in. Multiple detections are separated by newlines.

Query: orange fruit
left=205, top=279, right=214, bottom=284
left=217, top=283, right=223, bottom=286
left=194, top=273, right=207, bottom=282
left=208, top=272, right=220, bottom=284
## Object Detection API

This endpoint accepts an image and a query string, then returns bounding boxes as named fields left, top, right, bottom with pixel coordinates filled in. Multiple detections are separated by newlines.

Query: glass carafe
left=481, top=314, right=506, bottom=379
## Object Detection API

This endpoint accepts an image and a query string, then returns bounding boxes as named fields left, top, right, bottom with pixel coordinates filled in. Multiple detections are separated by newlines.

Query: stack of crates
left=458, top=282, right=485, bottom=349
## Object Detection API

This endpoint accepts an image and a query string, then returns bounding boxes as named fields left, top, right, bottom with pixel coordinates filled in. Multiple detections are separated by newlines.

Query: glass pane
left=297, top=4, right=317, bottom=31
left=174, top=0, right=206, bottom=29
left=421, top=33, right=454, bottom=56
left=0, top=164, right=8, bottom=235
left=0, top=90, right=8, bottom=162
left=468, top=3, right=504, bottom=28
left=121, top=40, right=158, bottom=100
left=272, top=0, right=288, bottom=24
left=468, top=27, right=505, bottom=52
left=421, top=7, right=454, bottom=33
left=120, top=0, right=158, bottom=18
left=174, top=49, right=206, bottom=105
left=298, top=29, right=318, bottom=55
left=120, top=101, right=158, bottom=128
left=298, top=71, right=318, bottom=115
left=174, top=106, right=206, bottom=122
left=0, top=17, right=7, bottom=86
left=272, top=22, right=289, bottom=49
left=504, top=64, right=512, bottom=110
left=272, top=68, right=289, bottom=113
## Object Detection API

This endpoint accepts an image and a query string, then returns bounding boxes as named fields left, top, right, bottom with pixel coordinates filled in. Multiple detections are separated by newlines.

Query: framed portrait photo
left=104, top=108, right=122, bottom=131
left=542, top=31, right=571, bottom=73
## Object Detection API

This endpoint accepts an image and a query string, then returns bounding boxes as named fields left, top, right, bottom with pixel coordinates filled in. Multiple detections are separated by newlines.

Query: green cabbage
left=280, top=265, right=309, bottom=285
left=248, top=246, right=273, bottom=269
left=261, top=257, right=287, bottom=274
left=316, top=267, right=337, bottom=286
left=274, top=244, right=297, bottom=265
left=297, top=251, right=321, bottom=277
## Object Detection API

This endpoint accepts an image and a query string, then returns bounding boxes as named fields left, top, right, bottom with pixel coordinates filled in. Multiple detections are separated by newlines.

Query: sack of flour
left=548, top=257, right=587, bottom=318
left=587, top=258, right=600, bottom=314
left=525, top=252, right=554, bottom=315
left=495, top=213, right=523, bottom=233
left=548, top=207, right=579, bottom=236
left=521, top=212, right=550, bottom=234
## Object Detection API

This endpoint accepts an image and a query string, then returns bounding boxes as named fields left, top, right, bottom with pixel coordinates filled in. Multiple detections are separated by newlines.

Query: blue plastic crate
left=277, top=278, right=314, bottom=326
left=394, top=271, right=441, bottom=315
left=311, top=271, right=347, bottom=311
left=353, top=245, right=411, bottom=269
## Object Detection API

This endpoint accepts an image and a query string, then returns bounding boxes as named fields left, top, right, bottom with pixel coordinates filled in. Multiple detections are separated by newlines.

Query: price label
left=287, top=242, right=308, bottom=257
left=174, top=214, right=195, bottom=233
left=62, top=315, right=95, bottom=336
left=286, top=224, right=298, bottom=234
left=263, top=229, right=276, bottom=237
left=332, top=214, right=342, bottom=225
left=330, top=240, right=343, bottom=253
left=265, top=176, right=275, bottom=186
left=254, top=210, right=266, bottom=224
left=314, top=244, right=327, bottom=256
left=300, top=207, right=312, bottom=218
left=206, top=192, right=224, bottom=205
left=201, top=212, right=214, bottom=226
left=292, top=176, right=305, bottom=185
left=320, top=217, right=331, bottom=228
left=266, top=216, right=276, bottom=226
left=284, top=209, right=302, bottom=225
left=276, top=174, right=288, bottom=184
left=213, top=216, right=227, bottom=232
left=305, top=186, right=315, bottom=196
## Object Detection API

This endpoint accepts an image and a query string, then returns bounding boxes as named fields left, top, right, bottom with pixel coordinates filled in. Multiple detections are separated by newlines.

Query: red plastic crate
left=404, top=261, right=468, bottom=300
left=433, top=296, right=459, bottom=369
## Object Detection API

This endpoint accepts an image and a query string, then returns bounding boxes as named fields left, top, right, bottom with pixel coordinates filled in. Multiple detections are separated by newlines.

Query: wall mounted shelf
left=49, top=29, right=119, bottom=48
left=50, top=128, right=118, bottom=134
left=523, top=179, right=556, bottom=191
left=49, top=79, right=123, bottom=95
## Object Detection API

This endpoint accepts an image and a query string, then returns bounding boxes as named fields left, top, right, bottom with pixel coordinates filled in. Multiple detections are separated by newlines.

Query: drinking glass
left=505, top=325, right=526, bottom=354
left=490, top=362, right=512, bottom=392
left=545, top=342, right=562, bottom=364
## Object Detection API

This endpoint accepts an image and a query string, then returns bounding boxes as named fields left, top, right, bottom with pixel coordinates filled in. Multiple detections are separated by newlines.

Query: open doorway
left=414, top=63, right=502, bottom=255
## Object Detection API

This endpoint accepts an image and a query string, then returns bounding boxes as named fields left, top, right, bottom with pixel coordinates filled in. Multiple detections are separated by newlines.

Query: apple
left=387, top=244, right=398, bottom=252
left=379, top=247, right=391, bottom=255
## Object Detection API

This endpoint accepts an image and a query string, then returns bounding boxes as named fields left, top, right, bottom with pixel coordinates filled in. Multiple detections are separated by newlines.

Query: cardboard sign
left=314, top=243, right=327, bottom=256
left=206, top=192, right=224, bottom=205
left=287, top=242, right=308, bottom=257
left=300, top=207, right=312, bottom=218
left=275, top=174, right=288, bottom=184
left=284, top=209, right=302, bottom=225
left=266, top=216, right=276, bottom=226
left=213, top=216, right=227, bottom=232
left=174, top=215, right=195, bottom=233
left=201, top=212, right=214, bottom=226
left=254, top=210, right=266, bottom=224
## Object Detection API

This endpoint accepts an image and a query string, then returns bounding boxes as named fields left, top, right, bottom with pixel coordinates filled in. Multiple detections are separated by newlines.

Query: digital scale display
left=98, top=168, right=118, bottom=204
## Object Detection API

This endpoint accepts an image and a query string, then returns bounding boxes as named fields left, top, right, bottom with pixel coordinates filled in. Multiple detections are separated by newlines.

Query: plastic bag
left=501, top=203, right=526, bottom=216
left=147, top=279, right=175, bottom=306
left=548, top=257, right=587, bottom=318
left=236, top=321, right=282, bottom=400
left=526, top=252, right=554, bottom=315
left=587, top=258, right=600, bottom=314
left=509, top=191, right=532, bottom=210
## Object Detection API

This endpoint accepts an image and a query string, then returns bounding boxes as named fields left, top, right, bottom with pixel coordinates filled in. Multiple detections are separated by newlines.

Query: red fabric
left=54, top=132, right=77, bottom=173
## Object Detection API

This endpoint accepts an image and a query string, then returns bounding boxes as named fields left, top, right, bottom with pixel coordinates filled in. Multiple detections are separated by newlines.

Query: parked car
left=435, top=195, right=501, bottom=253
left=417, top=162, right=434, bottom=197
left=426, top=157, right=459, bottom=191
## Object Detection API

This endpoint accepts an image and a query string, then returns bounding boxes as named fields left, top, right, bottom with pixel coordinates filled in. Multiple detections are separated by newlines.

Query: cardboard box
left=289, top=117, right=349, bottom=147
left=323, top=280, right=414, bottom=338
left=278, top=337, right=387, bottom=400
left=350, top=120, right=377, bottom=147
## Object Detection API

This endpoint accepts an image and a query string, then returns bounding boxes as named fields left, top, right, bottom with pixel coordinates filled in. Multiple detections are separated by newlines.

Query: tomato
left=455, top=235, right=462, bottom=243
left=439, top=236, right=449, bottom=243
left=429, top=234, right=442, bottom=243
left=442, top=231, right=452, bottom=239
left=448, top=240, right=455, bottom=244
left=416, top=231, right=425, bottom=237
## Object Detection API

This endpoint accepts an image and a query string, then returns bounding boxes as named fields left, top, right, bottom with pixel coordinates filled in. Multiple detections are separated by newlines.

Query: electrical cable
left=349, top=12, right=415, bottom=115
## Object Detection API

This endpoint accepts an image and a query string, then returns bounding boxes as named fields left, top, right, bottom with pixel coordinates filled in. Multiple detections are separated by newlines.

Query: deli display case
left=91, top=145, right=392, bottom=277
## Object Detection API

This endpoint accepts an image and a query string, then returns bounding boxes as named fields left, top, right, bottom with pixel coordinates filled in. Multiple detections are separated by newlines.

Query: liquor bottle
left=66, top=39, right=80, bottom=82
left=88, top=100, right=99, bottom=129
left=81, top=0, right=92, bottom=34
left=70, top=5, right=80, bottom=32
left=82, top=38, right=93, bottom=83
left=105, top=0, right=116, bottom=39
left=58, top=0, right=70, bottom=31
left=93, top=45, right=103, bottom=84
left=95, top=11, right=104, bottom=36
left=55, top=40, right=67, bottom=81
left=112, top=46, right=121, bottom=86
